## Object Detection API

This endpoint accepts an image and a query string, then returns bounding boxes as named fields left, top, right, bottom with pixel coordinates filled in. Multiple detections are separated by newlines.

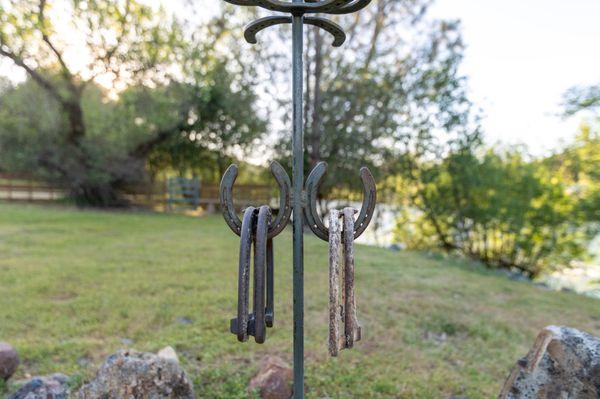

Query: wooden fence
left=0, top=173, right=274, bottom=211
left=0, top=174, right=66, bottom=202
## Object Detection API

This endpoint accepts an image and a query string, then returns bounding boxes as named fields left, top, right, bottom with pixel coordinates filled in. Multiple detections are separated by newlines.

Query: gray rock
left=248, top=356, right=293, bottom=399
left=7, top=373, right=69, bottom=399
left=76, top=349, right=195, bottom=399
left=157, top=346, right=179, bottom=363
left=499, top=325, right=600, bottom=399
left=0, top=342, right=19, bottom=381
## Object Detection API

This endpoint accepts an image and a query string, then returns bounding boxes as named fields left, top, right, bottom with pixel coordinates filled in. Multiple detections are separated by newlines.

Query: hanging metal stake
left=219, top=1, right=375, bottom=397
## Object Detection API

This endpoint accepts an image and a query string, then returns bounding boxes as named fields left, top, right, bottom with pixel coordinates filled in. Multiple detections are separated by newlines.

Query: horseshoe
left=266, top=237, right=275, bottom=327
left=342, top=207, right=361, bottom=348
left=250, top=206, right=271, bottom=344
left=244, top=16, right=346, bottom=47
left=230, top=207, right=256, bottom=342
left=220, top=161, right=291, bottom=239
left=304, top=161, right=376, bottom=242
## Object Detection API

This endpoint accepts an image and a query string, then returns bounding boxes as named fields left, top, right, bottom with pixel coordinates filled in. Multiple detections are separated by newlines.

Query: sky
left=1, top=0, right=598, bottom=156
left=428, top=0, right=600, bottom=155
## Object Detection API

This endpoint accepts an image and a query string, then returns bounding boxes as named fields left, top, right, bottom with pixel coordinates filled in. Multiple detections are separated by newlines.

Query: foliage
left=541, top=127, right=600, bottom=228
left=0, top=0, right=265, bottom=205
left=395, top=148, right=586, bottom=277
left=261, top=0, right=476, bottom=199
left=1, top=203, right=599, bottom=398
left=562, top=83, right=600, bottom=116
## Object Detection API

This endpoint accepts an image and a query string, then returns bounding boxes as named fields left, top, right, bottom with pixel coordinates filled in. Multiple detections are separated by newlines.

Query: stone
left=76, top=349, right=195, bottom=399
left=248, top=356, right=293, bottom=399
left=499, top=325, right=600, bottom=399
left=157, top=346, right=179, bottom=363
left=7, top=373, right=69, bottom=399
left=0, top=342, right=19, bottom=381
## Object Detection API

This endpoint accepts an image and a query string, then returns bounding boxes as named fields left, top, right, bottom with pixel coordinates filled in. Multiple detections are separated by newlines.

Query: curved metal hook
left=327, top=0, right=371, bottom=14
left=244, top=16, right=291, bottom=45
left=304, top=17, right=346, bottom=47
left=244, top=16, right=345, bottom=47
left=304, top=161, right=376, bottom=241
left=222, top=0, right=258, bottom=5
left=220, top=161, right=291, bottom=239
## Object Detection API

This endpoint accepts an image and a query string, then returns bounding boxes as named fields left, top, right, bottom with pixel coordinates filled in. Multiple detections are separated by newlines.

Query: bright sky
left=1, top=0, right=598, bottom=155
left=429, top=0, right=600, bottom=155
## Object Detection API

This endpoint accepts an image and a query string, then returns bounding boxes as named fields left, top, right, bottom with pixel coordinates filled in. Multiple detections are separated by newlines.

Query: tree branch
left=0, top=46, right=65, bottom=106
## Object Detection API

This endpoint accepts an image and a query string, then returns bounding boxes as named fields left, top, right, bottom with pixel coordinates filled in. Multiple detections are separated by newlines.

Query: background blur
left=0, top=0, right=599, bottom=397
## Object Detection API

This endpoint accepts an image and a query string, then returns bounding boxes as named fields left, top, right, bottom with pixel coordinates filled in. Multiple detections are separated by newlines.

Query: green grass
left=0, top=203, right=599, bottom=398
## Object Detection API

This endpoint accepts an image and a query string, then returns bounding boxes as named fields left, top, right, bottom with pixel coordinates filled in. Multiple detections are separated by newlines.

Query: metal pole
left=291, top=10, right=305, bottom=399
left=219, top=2, right=373, bottom=397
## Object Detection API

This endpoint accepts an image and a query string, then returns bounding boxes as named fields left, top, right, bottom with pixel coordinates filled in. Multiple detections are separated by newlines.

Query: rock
left=499, top=325, right=600, bottom=399
left=76, top=349, right=195, bottom=399
left=157, top=346, right=179, bottom=363
left=248, top=356, right=293, bottom=399
left=8, top=373, right=69, bottom=399
left=0, top=342, right=19, bottom=381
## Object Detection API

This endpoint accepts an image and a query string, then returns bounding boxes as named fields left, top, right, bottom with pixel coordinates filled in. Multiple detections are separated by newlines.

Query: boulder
left=248, top=356, right=293, bottom=399
left=499, top=325, right=600, bottom=399
left=7, top=373, right=69, bottom=399
left=0, top=342, right=19, bottom=381
left=76, top=349, right=195, bottom=399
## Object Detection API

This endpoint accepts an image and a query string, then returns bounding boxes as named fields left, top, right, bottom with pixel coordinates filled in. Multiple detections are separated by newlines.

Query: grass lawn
left=0, top=203, right=599, bottom=398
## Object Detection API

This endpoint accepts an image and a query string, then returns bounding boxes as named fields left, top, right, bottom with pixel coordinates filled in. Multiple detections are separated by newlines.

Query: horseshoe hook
left=220, top=161, right=292, bottom=239
left=304, top=161, right=376, bottom=242
left=244, top=16, right=346, bottom=47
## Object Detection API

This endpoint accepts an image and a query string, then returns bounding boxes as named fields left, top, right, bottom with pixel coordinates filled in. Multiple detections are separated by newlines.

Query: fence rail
left=0, top=174, right=274, bottom=210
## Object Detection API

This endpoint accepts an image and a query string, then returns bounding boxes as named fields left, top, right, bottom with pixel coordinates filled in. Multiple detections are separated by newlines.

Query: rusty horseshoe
left=304, top=161, right=376, bottom=242
left=229, top=206, right=276, bottom=344
left=220, top=161, right=292, bottom=239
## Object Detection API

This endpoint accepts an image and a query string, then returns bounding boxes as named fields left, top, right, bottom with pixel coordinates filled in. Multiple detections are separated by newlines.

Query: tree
left=253, top=0, right=475, bottom=201
left=0, top=0, right=265, bottom=205
left=394, top=147, right=585, bottom=277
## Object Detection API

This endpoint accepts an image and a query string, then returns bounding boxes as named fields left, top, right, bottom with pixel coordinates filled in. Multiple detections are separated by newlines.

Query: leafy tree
left=0, top=0, right=265, bottom=205
left=394, top=148, right=585, bottom=277
left=253, top=0, right=475, bottom=201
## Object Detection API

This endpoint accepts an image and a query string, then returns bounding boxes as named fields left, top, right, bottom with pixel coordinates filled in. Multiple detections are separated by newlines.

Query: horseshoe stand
left=219, top=1, right=375, bottom=397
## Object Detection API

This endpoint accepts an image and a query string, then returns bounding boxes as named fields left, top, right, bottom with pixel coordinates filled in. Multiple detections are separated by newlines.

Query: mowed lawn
left=0, top=203, right=599, bottom=398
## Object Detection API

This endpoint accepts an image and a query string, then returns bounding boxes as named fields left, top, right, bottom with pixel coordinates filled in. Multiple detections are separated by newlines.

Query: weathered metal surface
left=343, top=207, right=362, bottom=347
left=230, top=207, right=256, bottom=342
left=291, top=13, right=305, bottom=397
left=230, top=205, right=277, bottom=344
left=304, top=161, right=377, bottom=241
left=219, top=161, right=291, bottom=238
left=253, top=205, right=271, bottom=344
left=244, top=16, right=345, bottom=47
left=266, top=237, right=275, bottom=327
left=328, top=208, right=362, bottom=356
left=328, top=209, right=342, bottom=357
